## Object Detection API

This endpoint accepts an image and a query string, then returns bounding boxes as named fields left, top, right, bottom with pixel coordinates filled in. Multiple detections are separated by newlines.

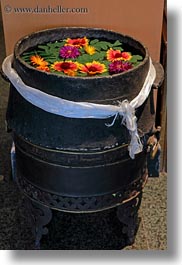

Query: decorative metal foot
left=116, top=193, right=142, bottom=245
left=25, top=198, right=52, bottom=249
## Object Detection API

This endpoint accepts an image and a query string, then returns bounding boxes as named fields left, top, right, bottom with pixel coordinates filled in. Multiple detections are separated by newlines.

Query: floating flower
left=79, top=61, right=107, bottom=76
left=106, top=48, right=123, bottom=62
left=121, top=52, right=132, bottom=61
left=51, top=61, right=79, bottom=75
left=30, top=55, right=48, bottom=67
left=66, top=70, right=77, bottom=77
left=109, top=61, right=133, bottom=74
left=59, top=45, right=80, bottom=59
left=84, top=45, right=96, bottom=55
left=65, top=37, right=89, bottom=48
left=107, top=49, right=132, bottom=62
left=36, top=65, right=50, bottom=72
left=23, top=37, right=143, bottom=77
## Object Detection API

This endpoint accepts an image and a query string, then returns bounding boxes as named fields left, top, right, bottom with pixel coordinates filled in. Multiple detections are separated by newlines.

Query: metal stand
left=24, top=193, right=142, bottom=249
left=24, top=197, right=52, bottom=249
left=116, top=192, right=142, bottom=245
left=18, top=172, right=146, bottom=249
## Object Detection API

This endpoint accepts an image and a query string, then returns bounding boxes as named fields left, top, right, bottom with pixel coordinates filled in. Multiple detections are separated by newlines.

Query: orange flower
left=121, top=52, right=132, bottom=61
left=66, top=70, right=77, bottom=77
left=30, top=55, right=48, bottom=67
left=65, top=37, right=89, bottom=48
left=36, top=65, right=50, bottom=72
left=106, top=48, right=123, bottom=62
left=106, top=49, right=132, bottom=62
left=79, top=61, right=106, bottom=76
left=51, top=61, right=79, bottom=75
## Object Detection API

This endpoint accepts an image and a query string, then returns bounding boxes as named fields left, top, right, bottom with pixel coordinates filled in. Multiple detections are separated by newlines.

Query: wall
left=1, top=0, right=164, bottom=61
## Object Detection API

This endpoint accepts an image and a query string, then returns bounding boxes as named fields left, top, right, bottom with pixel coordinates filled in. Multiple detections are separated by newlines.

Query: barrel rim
left=13, top=26, right=150, bottom=81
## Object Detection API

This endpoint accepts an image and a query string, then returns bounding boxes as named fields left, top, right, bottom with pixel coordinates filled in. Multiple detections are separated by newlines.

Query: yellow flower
left=84, top=45, right=96, bottom=55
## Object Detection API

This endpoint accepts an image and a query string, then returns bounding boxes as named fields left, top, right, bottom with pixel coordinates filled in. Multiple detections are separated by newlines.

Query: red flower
left=106, top=48, right=123, bottom=62
left=51, top=61, right=79, bottom=75
left=79, top=61, right=106, bottom=76
left=121, top=52, right=132, bottom=61
left=106, top=49, right=132, bottom=62
left=65, top=37, right=89, bottom=48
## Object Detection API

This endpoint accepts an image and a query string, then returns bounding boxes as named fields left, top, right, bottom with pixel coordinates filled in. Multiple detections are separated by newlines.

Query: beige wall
left=1, top=0, right=164, bottom=61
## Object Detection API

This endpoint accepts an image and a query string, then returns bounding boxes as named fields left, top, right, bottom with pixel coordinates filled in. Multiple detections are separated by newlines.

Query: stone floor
left=0, top=9, right=167, bottom=250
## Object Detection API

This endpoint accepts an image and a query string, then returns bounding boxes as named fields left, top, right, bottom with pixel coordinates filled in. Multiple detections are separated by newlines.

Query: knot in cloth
left=106, top=99, right=143, bottom=159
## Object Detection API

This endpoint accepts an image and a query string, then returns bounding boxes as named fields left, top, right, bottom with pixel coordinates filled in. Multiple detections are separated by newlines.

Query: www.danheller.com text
left=3, top=4, right=89, bottom=14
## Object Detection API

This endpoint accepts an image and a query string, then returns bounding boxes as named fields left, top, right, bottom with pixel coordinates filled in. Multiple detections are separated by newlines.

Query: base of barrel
left=21, top=190, right=143, bottom=249
left=14, top=156, right=147, bottom=249
left=16, top=169, right=147, bottom=213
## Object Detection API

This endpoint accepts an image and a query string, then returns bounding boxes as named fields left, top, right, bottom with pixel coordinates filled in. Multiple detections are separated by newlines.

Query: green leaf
left=94, top=41, right=110, bottom=51
left=79, top=47, right=85, bottom=54
left=51, top=70, right=64, bottom=75
left=132, top=61, right=141, bottom=67
left=77, top=54, right=93, bottom=63
left=107, top=42, right=113, bottom=48
left=21, top=50, right=37, bottom=60
left=46, top=59, right=57, bottom=64
left=93, top=40, right=123, bottom=51
left=47, top=41, right=65, bottom=49
left=90, top=39, right=99, bottom=45
left=22, top=59, right=31, bottom=65
left=91, top=51, right=106, bottom=61
left=102, top=60, right=110, bottom=67
left=37, top=43, right=61, bottom=57
left=76, top=72, right=88, bottom=77
left=37, top=45, right=49, bottom=51
left=21, top=55, right=31, bottom=61
left=76, top=51, right=106, bottom=63
left=134, top=55, right=143, bottom=60
left=129, top=55, right=143, bottom=63
left=100, top=71, right=109, bottom=76
left=112, top=40, right=122, bottom=47
left=93, top=44, right=101, bottom=51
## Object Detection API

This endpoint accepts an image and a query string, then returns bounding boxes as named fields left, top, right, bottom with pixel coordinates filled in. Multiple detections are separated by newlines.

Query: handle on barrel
left=152, top=62, right=164, bottom=89
left=150, top=62, right=164, bottom=115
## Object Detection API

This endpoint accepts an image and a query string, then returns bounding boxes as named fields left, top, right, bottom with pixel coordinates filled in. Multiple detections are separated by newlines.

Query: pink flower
left=109, top=61, right=133, bottom=74
left=59, top=45, right=80, bottom=59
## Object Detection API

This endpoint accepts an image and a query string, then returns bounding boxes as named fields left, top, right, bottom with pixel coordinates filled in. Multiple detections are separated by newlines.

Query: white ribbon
left=2, top=55, right=156, bottom=159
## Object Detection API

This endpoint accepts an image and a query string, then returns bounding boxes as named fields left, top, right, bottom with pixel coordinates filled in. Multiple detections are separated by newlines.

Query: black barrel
left=5, top=27, right=155, bottom=212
